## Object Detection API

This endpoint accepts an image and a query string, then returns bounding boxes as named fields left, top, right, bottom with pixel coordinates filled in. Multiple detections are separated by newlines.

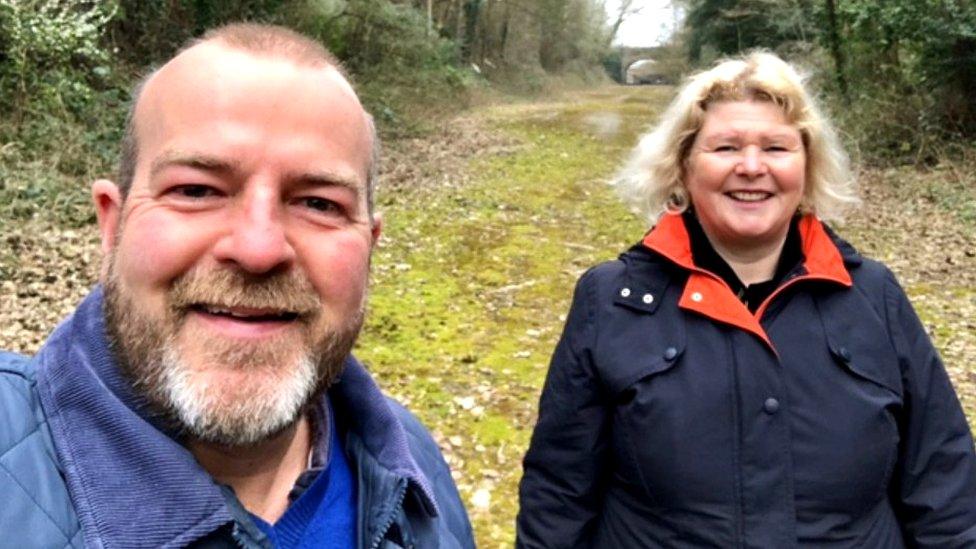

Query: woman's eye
left=766, top=145, right=788, bottom=152
left=715, top=145, right=737, bottom=152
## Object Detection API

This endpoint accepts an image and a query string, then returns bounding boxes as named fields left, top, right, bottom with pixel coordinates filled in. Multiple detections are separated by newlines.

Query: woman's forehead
left=699, top=101, right=796, bottom=131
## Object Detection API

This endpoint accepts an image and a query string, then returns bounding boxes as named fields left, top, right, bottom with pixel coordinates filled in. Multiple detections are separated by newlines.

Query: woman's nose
left=735, top=146, right=768, bottom=178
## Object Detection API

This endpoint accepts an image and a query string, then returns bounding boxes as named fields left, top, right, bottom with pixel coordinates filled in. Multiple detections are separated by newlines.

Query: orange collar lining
left=642, top=213, right=852, bottom=350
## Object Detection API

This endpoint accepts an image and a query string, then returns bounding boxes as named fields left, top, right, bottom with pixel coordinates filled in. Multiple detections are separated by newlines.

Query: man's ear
left=370, top=212, right=383, bottom=246
left=91, top=179, right=122, bottom=278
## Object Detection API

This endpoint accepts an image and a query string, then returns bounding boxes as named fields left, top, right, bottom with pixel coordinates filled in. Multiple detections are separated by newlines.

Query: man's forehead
left=129, top=41, right=372, bottom=184
left=136, top=41, right=361, bottom=124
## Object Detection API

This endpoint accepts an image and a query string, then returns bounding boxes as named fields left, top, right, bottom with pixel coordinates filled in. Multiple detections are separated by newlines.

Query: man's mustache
left=167, top=268, right=320, bottom=317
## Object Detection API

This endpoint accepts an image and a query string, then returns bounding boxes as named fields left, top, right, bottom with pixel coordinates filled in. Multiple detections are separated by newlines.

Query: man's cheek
left=118, top=219, right=213, bottom=285
left=305, top=236, right=373, bottom=299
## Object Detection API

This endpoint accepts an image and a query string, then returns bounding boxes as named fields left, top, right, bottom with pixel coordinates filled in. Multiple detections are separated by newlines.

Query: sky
left=604, top=0, right=681, bottom=48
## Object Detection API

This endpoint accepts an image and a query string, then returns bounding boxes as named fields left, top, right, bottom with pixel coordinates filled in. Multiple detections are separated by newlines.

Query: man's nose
left=735, top=146, right=768, bottom=178
left=213, top=186, right=296, bottom=274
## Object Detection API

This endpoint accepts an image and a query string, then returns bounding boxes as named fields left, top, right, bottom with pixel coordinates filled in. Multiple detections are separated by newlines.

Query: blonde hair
left=614, top=51, right=858, bottom=226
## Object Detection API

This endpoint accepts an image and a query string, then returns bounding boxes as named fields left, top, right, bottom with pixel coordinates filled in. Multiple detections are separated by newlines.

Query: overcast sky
left=605, top=0, right=681, bottom=48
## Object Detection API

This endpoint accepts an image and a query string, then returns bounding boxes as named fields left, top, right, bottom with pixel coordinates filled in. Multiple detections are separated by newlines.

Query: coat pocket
left=595, top=303, right=688, bottom=400
left=822, top=321, right=903, bottom=399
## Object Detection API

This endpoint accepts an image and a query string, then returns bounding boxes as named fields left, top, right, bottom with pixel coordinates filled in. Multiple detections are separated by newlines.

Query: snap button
left=642, top=293, right=654, bottom=304
left=620, top=288, right=631, bottom=298
left=691, top=292, right=703, bottom=302
left=838, top=347, right=852, bottom=362
left=663, top=347, right=678, bottom=361
left=763, top=397, right=780, bottom=414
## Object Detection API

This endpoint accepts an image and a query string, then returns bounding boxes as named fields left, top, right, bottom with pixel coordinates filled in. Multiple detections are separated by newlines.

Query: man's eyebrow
left=149, top=152, right=365, bottom=194
left=149, top=152, right=240, bottom=180
left=292, top=171, right=364, bottom=195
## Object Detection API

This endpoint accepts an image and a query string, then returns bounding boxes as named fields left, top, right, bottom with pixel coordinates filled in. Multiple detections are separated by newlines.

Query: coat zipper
left=369, top=478, right=408, bottom=549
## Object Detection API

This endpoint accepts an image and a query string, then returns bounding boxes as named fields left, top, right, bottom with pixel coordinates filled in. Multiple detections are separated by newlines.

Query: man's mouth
left=727, top=191, right=772, bottom=202
left=191, top=304, right=301, bottom=323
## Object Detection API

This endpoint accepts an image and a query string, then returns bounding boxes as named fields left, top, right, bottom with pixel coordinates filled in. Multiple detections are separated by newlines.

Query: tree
left=606, top=0, right=645, bottom=47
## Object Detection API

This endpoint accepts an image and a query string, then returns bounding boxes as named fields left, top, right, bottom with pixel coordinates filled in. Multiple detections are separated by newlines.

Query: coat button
left=642, top=293, right=654, bottom=304
left=838, top=347, right=852, bottom=362
left=620, top=288, right=631, bottom=298
left=763, top=397, right=780, bottom=414
left=663, top=347, right=678, bottom=361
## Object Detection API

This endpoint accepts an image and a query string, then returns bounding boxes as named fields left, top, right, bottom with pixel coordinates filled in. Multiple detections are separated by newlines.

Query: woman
left=516, top=52, right=976, bottom=548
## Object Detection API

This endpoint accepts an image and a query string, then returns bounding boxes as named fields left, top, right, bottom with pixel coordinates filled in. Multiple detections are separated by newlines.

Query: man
left=0, top=24, right=474, bottom=548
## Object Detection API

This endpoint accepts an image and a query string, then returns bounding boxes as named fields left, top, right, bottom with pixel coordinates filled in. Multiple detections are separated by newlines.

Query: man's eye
left=303, top=197, right=341, bottom=213
left=172, top=184, right=218, bottom=198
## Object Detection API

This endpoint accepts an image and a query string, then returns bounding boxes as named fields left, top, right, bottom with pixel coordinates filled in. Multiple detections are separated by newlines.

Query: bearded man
left=0, top=23, right=474, bottom=548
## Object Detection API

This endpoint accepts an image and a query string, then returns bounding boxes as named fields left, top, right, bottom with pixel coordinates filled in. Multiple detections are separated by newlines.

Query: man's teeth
left=729, top=191, right=770, bottom=202
left=202, top=306, right=283, bottom=319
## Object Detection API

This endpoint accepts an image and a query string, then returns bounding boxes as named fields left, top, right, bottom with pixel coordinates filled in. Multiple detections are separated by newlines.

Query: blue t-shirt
left=251, top=401, right=356, bottom=548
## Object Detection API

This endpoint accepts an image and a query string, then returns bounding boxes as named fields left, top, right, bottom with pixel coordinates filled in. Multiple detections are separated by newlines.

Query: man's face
left=94, top=44, right=380, bottom=446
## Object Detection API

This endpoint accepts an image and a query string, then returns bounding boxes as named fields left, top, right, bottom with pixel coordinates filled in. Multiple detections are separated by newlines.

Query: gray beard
left=102, top=265, right=362, bottom=447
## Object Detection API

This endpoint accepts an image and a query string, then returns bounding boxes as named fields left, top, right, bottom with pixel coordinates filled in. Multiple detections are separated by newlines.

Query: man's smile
left=187, top=303, right=307, bottom=339
left=191, top=303, right=302, bottom=322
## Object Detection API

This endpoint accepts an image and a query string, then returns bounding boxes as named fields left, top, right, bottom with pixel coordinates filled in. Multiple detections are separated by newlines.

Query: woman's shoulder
left=583, top=242, right=668, bottom=279
left=821, top=223, right=897, bottom=290
left=570, top=243, right=679, bottom=314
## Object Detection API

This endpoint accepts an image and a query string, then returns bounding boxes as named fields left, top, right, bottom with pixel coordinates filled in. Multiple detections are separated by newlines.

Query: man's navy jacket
left=0, top=287, right=474, bottom=548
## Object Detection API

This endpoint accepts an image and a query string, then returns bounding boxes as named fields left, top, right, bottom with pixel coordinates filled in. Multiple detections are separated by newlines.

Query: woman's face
left=685, top=100, right=806, bottom=254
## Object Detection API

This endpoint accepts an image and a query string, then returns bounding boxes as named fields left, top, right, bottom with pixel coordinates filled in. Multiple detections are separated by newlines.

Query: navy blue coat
left=517, top=214, right=976, bottom=548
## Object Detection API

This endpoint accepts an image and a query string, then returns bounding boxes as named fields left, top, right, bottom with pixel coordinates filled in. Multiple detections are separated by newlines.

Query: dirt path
left=2, top=85, right=974, bottom=547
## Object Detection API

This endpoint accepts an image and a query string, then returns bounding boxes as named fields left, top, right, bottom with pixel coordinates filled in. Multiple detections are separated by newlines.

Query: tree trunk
left=461, top=0, right=482, bottom=61
left=823, top=0, right=848, bottom=103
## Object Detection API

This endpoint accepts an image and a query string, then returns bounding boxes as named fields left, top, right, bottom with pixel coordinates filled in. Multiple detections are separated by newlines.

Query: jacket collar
left=34, top=287, right=437, bottom=548
left=639, top=213, right=854, bottom=350
left=333, top=357, right=440, bottom=519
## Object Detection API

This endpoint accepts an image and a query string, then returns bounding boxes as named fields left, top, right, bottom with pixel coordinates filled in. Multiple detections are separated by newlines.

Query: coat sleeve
left=517, top=270, right=611, bottom=549
left=884, top=270, right=976, bottom=547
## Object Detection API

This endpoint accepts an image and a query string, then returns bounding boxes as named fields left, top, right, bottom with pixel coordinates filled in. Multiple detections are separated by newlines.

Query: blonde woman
left=517, top=52, right=976, bottom=548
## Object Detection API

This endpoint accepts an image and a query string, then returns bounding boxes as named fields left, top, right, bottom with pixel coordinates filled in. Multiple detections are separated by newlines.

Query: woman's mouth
left=727, top=191, right=772, bottom=202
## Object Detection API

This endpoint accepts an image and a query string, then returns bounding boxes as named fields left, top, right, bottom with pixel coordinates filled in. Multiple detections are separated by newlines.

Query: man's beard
left=103, top=261, right=363, bottom=447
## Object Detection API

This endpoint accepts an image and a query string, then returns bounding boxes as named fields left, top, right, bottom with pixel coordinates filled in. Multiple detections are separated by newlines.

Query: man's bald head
left=117, top=23, right=379, bottom=215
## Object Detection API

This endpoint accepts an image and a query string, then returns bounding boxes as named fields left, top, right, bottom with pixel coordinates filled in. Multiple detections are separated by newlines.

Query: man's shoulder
left=0, top=349, right=35, bottom=378
left=383, top=397, right=475, bottom=548
left=0, top=350, right=40, bottom=418
left=0, top=350, right=45, bottom=454
left=0, top=351, right=83, bottom=546
left=385, top=398, right=438, bottom=449
left=382, top=397, right=454, bottom=484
